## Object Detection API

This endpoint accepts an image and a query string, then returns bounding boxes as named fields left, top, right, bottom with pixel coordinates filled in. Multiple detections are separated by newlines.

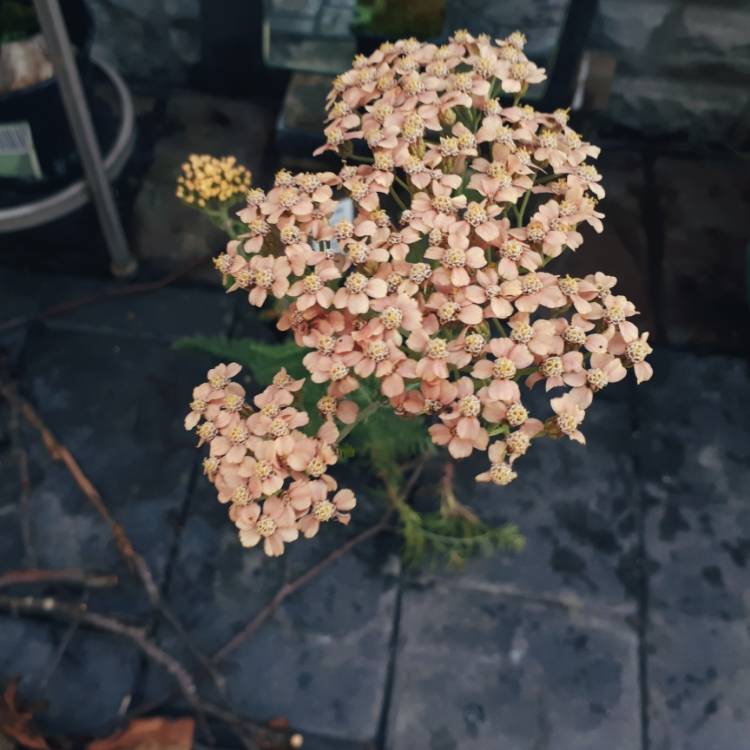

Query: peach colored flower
left=298, top=488, right=357, bottom=538
left=232, top=496, right=299, bottom=556
left=334, top=272, right=388, bottom=314
left=472, top=337, right=533, bottom=401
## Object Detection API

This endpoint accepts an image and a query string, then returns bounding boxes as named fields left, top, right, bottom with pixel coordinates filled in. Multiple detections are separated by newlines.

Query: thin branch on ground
left=37, top=591, right=88, bottom=690
left=0, top=568, right=118, bottom=589
left=6, top=389, right=36, bottom=566
left=0, top=385, right=227, bottom=695
left=0, top=253, right=213, bottom=335
left=0, top=593, right=214, bottom=743
left=212, top=509, right=394, bottom=663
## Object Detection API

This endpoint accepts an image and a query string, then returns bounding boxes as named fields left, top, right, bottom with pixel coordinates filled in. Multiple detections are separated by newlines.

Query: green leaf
left=175, top=336, right=307, bottom=382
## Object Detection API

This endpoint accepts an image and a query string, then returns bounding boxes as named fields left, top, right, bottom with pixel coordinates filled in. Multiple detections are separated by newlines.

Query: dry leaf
left=0, top=679, right=50, bottom=750
left=87, top=717, right=194, bottom=750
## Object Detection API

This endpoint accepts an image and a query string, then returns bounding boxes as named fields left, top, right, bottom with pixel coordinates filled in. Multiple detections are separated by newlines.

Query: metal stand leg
left=32, top=0, right=138, bottom=278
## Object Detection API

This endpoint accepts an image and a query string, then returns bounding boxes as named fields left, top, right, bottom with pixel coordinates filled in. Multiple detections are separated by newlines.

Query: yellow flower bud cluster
left=176, top=154, right=251, bottom=208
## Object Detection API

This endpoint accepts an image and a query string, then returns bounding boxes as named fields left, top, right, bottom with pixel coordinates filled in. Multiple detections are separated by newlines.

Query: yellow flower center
left=261, top=404, right=280, bottom=418
left=270, top=417, right=290, bottom=437
left=465, top=203, right=487, bottom=227
left=490, top=463, right=517, bottom=485
left=306, top=457, right=326, bottom=477
left=347, top=242, right=369, bottom=264
left=464, top=333, right=485, bottom=354
left=253, top=459, right=274, bottom=481
left=232, top=485, right=251, bottom=505
left=558, top=275, right=578, bottom=295
left=520, top=273, right=543, bottom=295
left=541, top=356, right=563, bottom=377
left=511, top=323, right=533, bottom=344
left=345, top=273, right=367, bottom=293
left=526, top=221, right=545, bottom=242
left=444, top=247, right=466, bottom=268
left=492, top=357, right=517, bottom=379
left=313, top=500, right=336, bottom=522
left=254, top=269, right=274, bottom=288
left=256, top=515, right=277, bottom=537
left=303, top=273, right=322, bottom=293
left=229, top=425, right=248, bottom=444
left=563, top=324, right=586, bottom=345
left=587, top=369, right=608, bottom=391
left=317, top=395, right=337, bottom=416
left=367, top=340, right=389, bottom=362
left=427, top=338, right=448, bottom=359
left=506, top=431, right=530, bottom=455
left=381, top=306, right=403, bottom=330
left=197, top=422, right=217, bottom=441
left=409, top=263, right=432, bottom=283
left=432, top=195, right=454, bottom=214
left=557, top=413, right=580, bottom=435
left=330, top=363, right=349, bottom=381
left=506, top=403, right=528, bottom=427
left=501, top=240, right=523, bottom=261
left=438, top=301, right=459, bottom=323
left=626, top=340, right=649, bottom=363
left=190, top=398, right=207, bottom=413
left=459, top=395, right=481, bottom=417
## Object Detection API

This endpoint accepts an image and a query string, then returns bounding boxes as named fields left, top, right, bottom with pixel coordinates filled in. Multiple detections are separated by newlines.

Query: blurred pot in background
left=0, top=0, right=92, bottom=188
left=352, top=0, right=445, bottom=56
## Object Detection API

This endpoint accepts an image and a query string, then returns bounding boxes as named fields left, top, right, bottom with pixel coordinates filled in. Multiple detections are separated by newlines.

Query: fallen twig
left=6, top=389, right=36, bottom=566
left=0, top=594, right=214, bottom=742
left=0, top=386, right=227, bottom=695
left=0, top=568, right=118, bottom=589
left=0, top=254, right=213, bottom=335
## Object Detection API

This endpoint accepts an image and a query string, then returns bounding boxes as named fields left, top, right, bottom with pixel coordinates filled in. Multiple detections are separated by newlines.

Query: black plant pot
left=0, top=0, right=93, bottom=191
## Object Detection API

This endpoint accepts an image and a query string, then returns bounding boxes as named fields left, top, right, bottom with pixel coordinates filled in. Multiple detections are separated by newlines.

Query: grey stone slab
left=653, top=158, right=750, bottom=353
left=0, top=269, right=233, bottom=343
left=12, top=328, right=214, bottom=615
left=558, top=149, right=653, bottom=334
left=386, top=580, right=640, bottom=750
left=637, top=350, right=750, bottom=749
left=43, top=280, right=234, bottom=343
left=0, top=268, right=41, bottom=367
left=144, top=476, right=399, bottom=743
left=0, top=617, right=138, bottom=736
left=436, top=395, right=640, bottom=610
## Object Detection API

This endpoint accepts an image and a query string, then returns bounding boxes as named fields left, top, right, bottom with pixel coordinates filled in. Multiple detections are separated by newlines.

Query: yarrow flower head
left=186, top=363, right=356, bottom=556
left=186, top=29, right=653, bottom=554
left=176, top=154, right=251, bottom=208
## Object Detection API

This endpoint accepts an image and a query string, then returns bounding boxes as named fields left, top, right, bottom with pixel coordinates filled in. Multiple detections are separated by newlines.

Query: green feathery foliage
left=400, top=503, right=525, bottom=569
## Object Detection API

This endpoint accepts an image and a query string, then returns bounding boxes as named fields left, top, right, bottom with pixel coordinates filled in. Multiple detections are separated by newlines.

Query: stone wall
left=592, top=1, right=750, bottom=142
left=86, top=0, right=750, bottom=142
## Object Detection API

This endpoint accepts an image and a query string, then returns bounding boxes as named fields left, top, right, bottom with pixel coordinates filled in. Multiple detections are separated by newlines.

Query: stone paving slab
left=0, top=618, right=139, bottom=737
left=653, top=158, right=750, bottom=353
left=0, top=268, right=41, bottom=368
left=636, top=351, right=750, bottom=749
left=386, top=579, right=640, bottom=750
left=143, top=478, right=399, bottom=744
left=0, top=268, right=234, bottom=343
left=5, top=327, right=212, bottom=616
left=438, top=393, right=640, bottom=610
left=558, top=149, right=653, bottom=334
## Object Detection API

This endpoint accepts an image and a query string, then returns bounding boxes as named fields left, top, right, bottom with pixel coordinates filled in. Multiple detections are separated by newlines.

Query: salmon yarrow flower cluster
left=189, top=29, right=653, bottom=554
left=186, top=364, right=357, bottom=556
